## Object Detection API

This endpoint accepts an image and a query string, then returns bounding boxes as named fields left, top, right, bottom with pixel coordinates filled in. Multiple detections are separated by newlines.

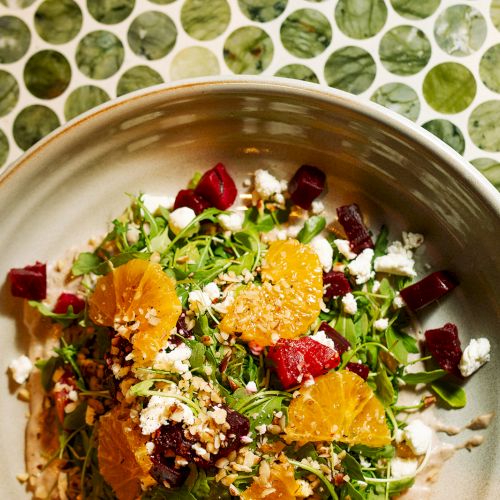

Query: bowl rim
left=1, top=75, right=499, bottom=215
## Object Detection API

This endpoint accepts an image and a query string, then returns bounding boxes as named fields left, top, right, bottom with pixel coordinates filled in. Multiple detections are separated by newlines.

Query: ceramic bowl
left=1, top=77, right=499, bottom=498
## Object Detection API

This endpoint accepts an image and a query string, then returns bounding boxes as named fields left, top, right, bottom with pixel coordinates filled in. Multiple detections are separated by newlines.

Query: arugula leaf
left=350, top=444, right=395, bottom=459
left=341, top=481, right=365, bottom=500
left=297, top=216, right=326, bottom=244
left=188, top=343, right=206, bottom=369
left=54, top=341, right=86, bottom=390
left=244, top=206, right=276, bottom=232
left=335, top=315, right=358, bottom=347
left=63, top=401, right=87, bottom=430
left=28, top=300, right=82, bottom=326
left=373, top=225, right=389, bottom=259
left=93, top=251, right=151, bottom=275
left=72, top=252, right=102, bottom=276
left=35, top=356, right=60, bottom=391
left=385, top=327, right=409, bottom=364
left=402, top=369, right=447, bottom=385
left=431, top=379, right=466, bottom=408
left=333, top=445, right=364, bottom=481
left=388, top=477, right=415, bottom=494
left=375, top=362, right=395, bottom=407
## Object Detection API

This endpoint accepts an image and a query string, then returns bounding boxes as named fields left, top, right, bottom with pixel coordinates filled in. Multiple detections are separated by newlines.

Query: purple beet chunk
left=169, top=311, right=192, bottom=345
left=221, top=405, right=250, bottom=455
left=425, top=323, right=462, bottom=376
left=336, top=204, right=373, bottom=254
left=319, top=322, right=350, bottom=356
left=174, top=189, right=210, bottom=215
left=323, top=271, right=352, bottom=299
left=150, top=454, right=189, bottom=487
left=400, top=271, right=458, bottom=311
left=288, top=164, right=326, bottom=210
left=346, top=362, right=370, bottom=381
left=8, top=261, right=46, bottom=300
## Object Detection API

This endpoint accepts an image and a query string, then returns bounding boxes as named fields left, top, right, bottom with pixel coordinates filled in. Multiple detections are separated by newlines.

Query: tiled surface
left=0, top=0, right=499, bottom=188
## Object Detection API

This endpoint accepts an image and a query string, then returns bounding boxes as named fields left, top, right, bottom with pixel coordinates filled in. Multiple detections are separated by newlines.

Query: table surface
left=0, top=0, right=499, bottom=190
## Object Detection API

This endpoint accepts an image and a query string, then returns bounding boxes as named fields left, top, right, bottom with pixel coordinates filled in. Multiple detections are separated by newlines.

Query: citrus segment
left=89, top=259, right=181, bottom=366
left=285, top=370, right=391, bottom=447
left=241, top=459, right=301, bottom=500
left=98, top=405, right=155, bottom=500
left=219, top=240, right=323, bottom=346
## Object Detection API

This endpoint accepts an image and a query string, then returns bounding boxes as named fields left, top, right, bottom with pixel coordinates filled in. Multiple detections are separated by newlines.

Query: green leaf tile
left=223, top=26, right=274, bottom=75
left=275, top=64, right=319, bottom=83
left=13, top=105, right=60, bottom=151
left=148, top=0, right=177, bottom=3
left=0, top=128, right=8, bottom=168
left=470, top=158, right=500, bottom=190
left=379, top=25, right=431, bottom=76
left=422, top=119, right=465, bottom=154
left=491, top=0, right=500, bottom=32
left=335, top=0, right=387, bottom=40
left=479, top=44, right=500, bottom=94
left=371, top=82, right=420, bottom=121
left=24, top=50, right=71, bottom=99
left=128, top=11, right=177, bottom=60
left=238, top=0, right=287, bottom=23
left=64, top=85, right=110, bottom=121
left=280, top=8, right=332, bottom=59
left=324, top=46, right=376, bottom=94
left=468, top=100, right=500, bottom=152
left=423, top=62, right=476, bottom=114
left=170, top=46, right=220, bottom=80
left=181, top=0, right=230, bottom=41
left=0, top=70, right=19, bottom=118
left=390, top=0, right=440, bottom=20
left=87, top=0, right=135, bottom=25
left=34, top=0, right=82, bottom=44
left=0, top=0, right=36, bottom=8
left=0, top=16, right=31, bottom=64
left=117, top=66, right=164, bottom=97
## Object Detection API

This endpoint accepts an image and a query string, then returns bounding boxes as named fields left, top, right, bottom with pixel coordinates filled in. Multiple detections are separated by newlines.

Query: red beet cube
left=268, top=336, right=340, bottom=388
left=336, top=204, right=373, bottom=254
left=400, top=271, right=458, bottom=311
left=319, top=322, right=351, bottom=355
left=425, top=323, right=462, bottom=376
left=174, top=189, right=210, bottom=215
left=288, top=164, right=326, bottom=209
left=8, top=262, right=46, bottom=301
left=53, top=293, right=86, bottom=314
left=194, top=163, right=237, bottom=210
left=323, top=271, right=351, bottom=298
left=346, top=362, right=370, bottom=380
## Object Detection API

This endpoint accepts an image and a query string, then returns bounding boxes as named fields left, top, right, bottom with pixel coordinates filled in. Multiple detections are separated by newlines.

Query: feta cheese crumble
left=374, top=241, right=416, bottom=277
left=403, top=420, right=433, bottom=455
left=254, top=169, right=283, bottom=200
left=309, top=235, right=333, bottom=272
left=310, top=330, right=336, bottom=350
left=169, top=207, right=196, bottom=235
left=188, top=282, right=220, bottom=314
left=140, top=395, right=195, bottom=435
left=459, top=338, right=491, bottom=377
left=9, top=355, right=32, bottom=384
left=311, top=200, right=325, bottom=215
left=142, top=194, right=174, bottom=213
left=348, top=248, right=374, bottom=284
left=390, top=457, right=418, bottom=478
left=334, top=239, right=357, bottom=261
left=342, top=293, right=358, bottom=315
left=403, top=232, right=424, bottom=250
left=154, top=343, right=192, bottom=374
left=218, top=211, right=244, bottom=232
left=374, top=318, right=389, bottom=331
left=245, top=381, right=258, bottom=393
left=393, top=292, right=405, bottom=309
left=212, top=291, right=235, bottom=315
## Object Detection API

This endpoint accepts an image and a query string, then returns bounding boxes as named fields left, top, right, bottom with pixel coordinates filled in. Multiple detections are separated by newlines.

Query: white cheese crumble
left=245, top=381, right=258, bottom=393
left=311, top=200, right=325, bottom=215
left=334, top=239, right=357, bottom=260
left=126, top=224, right=141, bottom=245
left=309, top=235, right=333, bottom=272
left=154, top=343, right=192, bottom=374
left=9, top=355, right=32, bottom=384
left=261, top=227, right=288, bottom=243
left=218, top=211, right=244, bottom=232
left=212, top=291, right=235, bottom=315
left=372, top=280, right=381, bottom=293
left=254, top=169, right=283, bottom=200
left=188, top=283, right=220, bottom=314
left=255, top=424, right=267, bottom=435
left=145, top=441, right=155, bottom=455
left=403, top=232, right=424, bottom=250
left=310, top=330, right=336, bottom=350
left=403, top=420, right=433, bottom=455
left=168, top=206, right=196, bottom=235
left=393, top=293, right=405, bottom=309
left=203, top=282, right=221, bottom=301
left=374, top=318, right=389, bottom=331
left=374, top=241, right=416, bottom=277
left=296, top=479, right=314, bottom=497
left=348, top=248, right=374, bottom=284
left=390, top=457, right=418, bottom=478
left=142, top=194, right=175, bottom=214
left=342, top=293, right=358, bottom=315
left=140, top=395, right=195, bottom=435
left=459, top=338, right=491, bottom=377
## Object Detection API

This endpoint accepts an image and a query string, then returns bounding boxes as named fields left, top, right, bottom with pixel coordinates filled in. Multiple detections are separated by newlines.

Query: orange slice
left=241, top=459, right=301, bottom=500
left=89, top=259, right=181, bottom=366
left=285, top=370, right=391, bottom=447
left=219, top=239, right=322, bottom=346
left=98, top=405, right=155, bottom=500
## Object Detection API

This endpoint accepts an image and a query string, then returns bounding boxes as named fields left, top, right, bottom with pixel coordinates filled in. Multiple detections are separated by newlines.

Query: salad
left=7, top=163, right=491, bottom=500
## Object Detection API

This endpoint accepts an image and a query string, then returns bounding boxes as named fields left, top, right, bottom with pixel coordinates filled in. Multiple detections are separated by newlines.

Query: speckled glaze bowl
left=1, top=78, right=499, bottom=499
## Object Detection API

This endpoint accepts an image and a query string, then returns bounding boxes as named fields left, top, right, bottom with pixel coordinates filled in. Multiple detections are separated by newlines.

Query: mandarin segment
left=98, top=405, right=155, bottom=500
left=88, top=259, right=181, bottom=366
left=219, top=240, right=323, bottom=346
left=285, top=370, right=391, bottom=447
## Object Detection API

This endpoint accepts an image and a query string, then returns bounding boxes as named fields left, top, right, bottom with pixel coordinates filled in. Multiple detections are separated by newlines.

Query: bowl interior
left=1, top=79, right=498, bottom=498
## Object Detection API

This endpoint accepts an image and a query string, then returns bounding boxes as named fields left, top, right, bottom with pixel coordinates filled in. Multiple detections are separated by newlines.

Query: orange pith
left=88, top=259, right=181, bottom=367
left=285, top=370, right=391, bottom=447
left=97, top=405, right=155, bottom=500
left=219, top=239, right=322, bottom=346
left=241, top=459, right=301, bottom=499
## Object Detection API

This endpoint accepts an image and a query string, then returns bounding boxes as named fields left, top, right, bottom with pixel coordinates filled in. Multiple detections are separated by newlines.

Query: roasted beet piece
left=319, top=322, right=351, bottom=356
left=400, top=271, right=458, bottom=311
left=323, top=271, right=352, bottom=299
left=194, top=163, right=237, bottom=210
left=169, top=311, right=192, bottom=345
left=8, top=261, right=46, bottom=300
left=174, top=189, right=210, bottom=215
left=53, top=293, right=86, bottom=314
left=425, top=323, right=462, bottom=377
left=346, top=362, right=370, bottom=380
left=268, top=336, right=340, bottom=388
left=336, top=204, right=373, bottom=254
left=150, top=455, right=189, bottom=488
left=288, top=164, right=326, bottom=209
